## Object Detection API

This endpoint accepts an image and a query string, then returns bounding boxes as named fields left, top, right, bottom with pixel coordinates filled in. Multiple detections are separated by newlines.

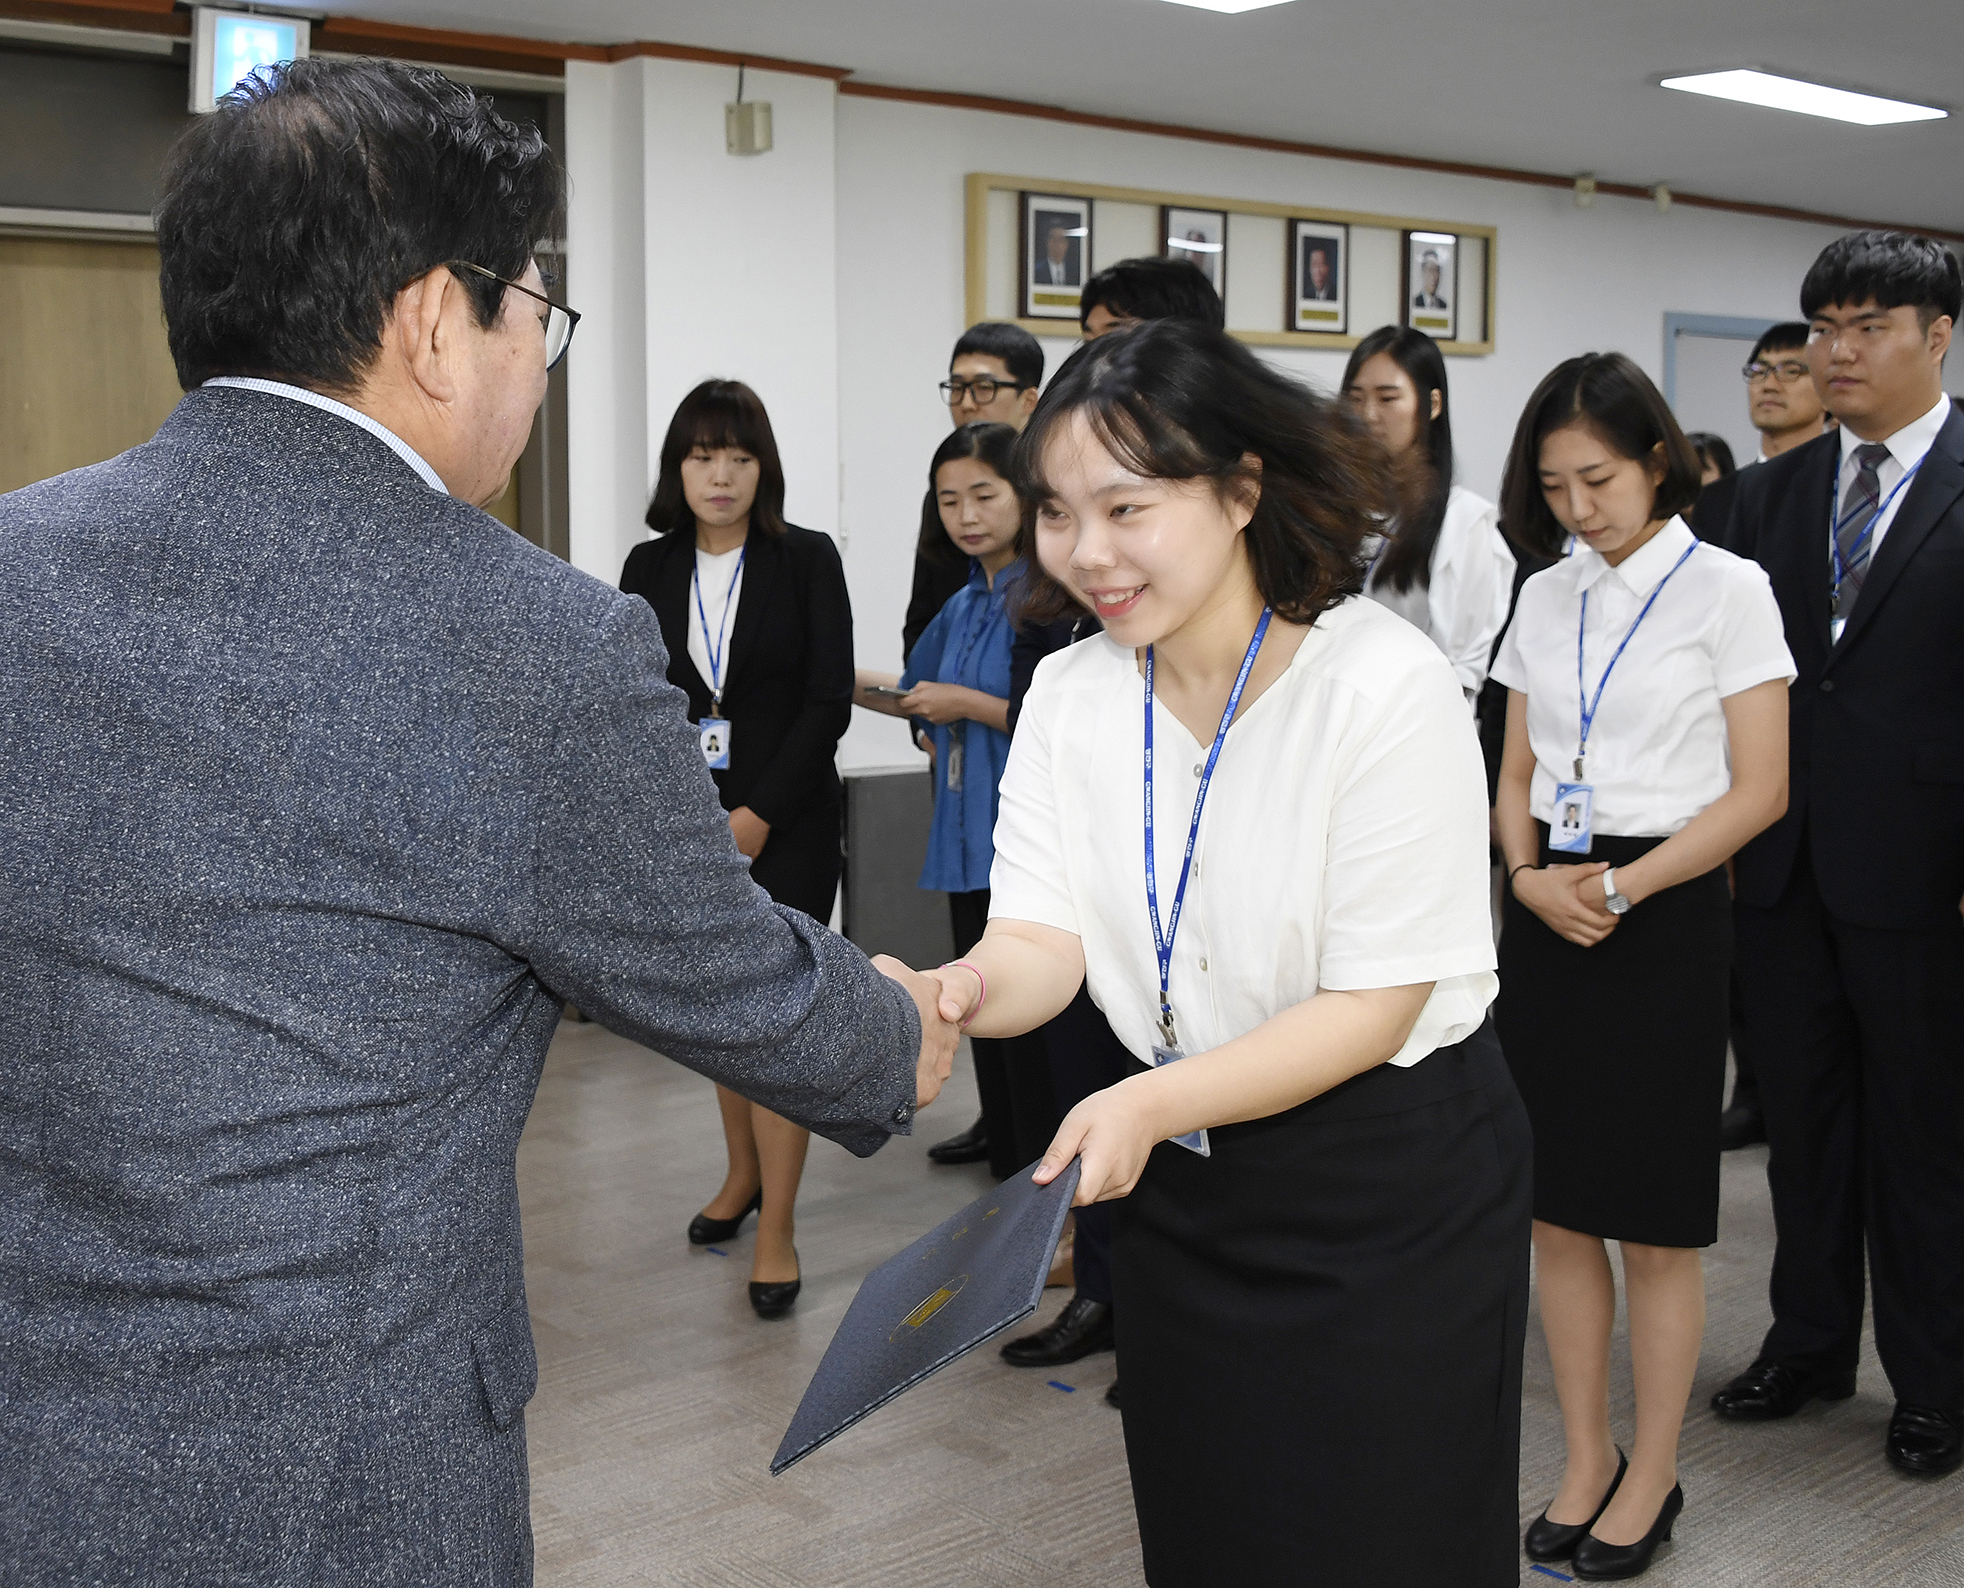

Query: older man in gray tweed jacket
left=0, top=60, right=956, bottom=1587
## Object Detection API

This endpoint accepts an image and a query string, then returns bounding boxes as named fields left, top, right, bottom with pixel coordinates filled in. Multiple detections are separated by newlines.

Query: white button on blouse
left=1489, top=516, right=1796, bottom=838
left=989, top=597, right=1498, bottom=1072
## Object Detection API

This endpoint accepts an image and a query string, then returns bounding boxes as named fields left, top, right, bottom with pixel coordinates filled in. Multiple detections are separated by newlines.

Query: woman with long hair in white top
left=923, top=321, right=1531, bottom=1587
left=1342, top=325, right=1516, bottom=702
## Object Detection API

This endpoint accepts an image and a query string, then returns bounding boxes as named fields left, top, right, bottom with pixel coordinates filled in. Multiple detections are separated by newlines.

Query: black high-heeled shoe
left=749, top=1251, right=801, bottom=1319
left=688, top=1188, right=761, bottom=1246
left=1572, top=1484, right=1683, bottom=1581
left=1525, top=1449, right=1627, bottom=1562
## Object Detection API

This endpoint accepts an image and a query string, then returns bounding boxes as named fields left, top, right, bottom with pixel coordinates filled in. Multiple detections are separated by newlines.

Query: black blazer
left=1730, top=406, right=1964, bottom=928
left=619, top=524, right=853, bottom=828
left=1690, top=470, right=1742, bottom=547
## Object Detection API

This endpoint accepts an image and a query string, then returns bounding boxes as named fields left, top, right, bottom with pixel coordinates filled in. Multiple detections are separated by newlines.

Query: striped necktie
left=1833, top=442, right=1893, bottom=617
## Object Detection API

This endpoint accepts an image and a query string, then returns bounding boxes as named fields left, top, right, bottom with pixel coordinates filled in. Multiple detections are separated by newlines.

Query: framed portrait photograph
left=1403, top=229, right=1459, bottom=342
left=1020, top=192, right=1092, bottom=320
left=1288, top=220, right=1348, bottom=334
left=1162, top=205, right=1227, bottom=297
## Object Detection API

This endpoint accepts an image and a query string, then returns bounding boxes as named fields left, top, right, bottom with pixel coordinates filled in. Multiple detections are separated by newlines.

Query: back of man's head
left=1800, top=230, right=1962, bottom=330
left=1749, top=322, right=1811, bottom=364
left=951, top=321, right=1044, bottom=390
left=1080, top=256, right=1226, bottom=333
left=156, top=58, right=564, bottom=394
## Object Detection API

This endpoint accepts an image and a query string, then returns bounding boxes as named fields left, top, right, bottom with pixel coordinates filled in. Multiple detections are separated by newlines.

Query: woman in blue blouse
left=859, top=422, right=1056, bottom=1177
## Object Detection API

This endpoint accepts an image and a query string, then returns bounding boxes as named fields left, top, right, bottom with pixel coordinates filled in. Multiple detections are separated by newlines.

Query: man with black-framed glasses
left=1743, top=320, right=1830, bottom=466
left=0, top=55, right=958, bottom=1586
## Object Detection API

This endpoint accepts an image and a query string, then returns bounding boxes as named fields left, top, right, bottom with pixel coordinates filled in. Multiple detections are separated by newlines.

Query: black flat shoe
left=1886, top=1403, right=1964, bottom=1475
left=688, top=1188, right=761, bottom=1246
left=1104, top=1380, right=1121, bottom=1409
left=1525, top=1449, right=1627, bottom=1561
left=999, top=1295, right=1113, bottom=1367
left=1710, top=1358, right=1856, bottom=1420
left=749, top=1253, right=801, bottom=1319
left=1572, top=1484, right=1682, bottom=1580
left=927, top=1116, right=989, bottom=1165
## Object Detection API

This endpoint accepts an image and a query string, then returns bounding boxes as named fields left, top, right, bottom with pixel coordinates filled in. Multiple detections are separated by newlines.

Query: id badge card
left=1551, top=781, right=1594, bottom=854
left=1149, top=1043, right=1211, bottom=1157
left=945, top=734, right=964, bottom=793
left=699, top=717, right=732, bottom=770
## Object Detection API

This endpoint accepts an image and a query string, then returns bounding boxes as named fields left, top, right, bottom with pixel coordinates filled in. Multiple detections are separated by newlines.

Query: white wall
left=831, top=94, right=1856, bottom=769
left=566, top=56, right=840, bottom=585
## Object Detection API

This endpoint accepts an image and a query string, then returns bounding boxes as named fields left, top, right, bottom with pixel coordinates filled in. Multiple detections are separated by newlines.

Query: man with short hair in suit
left=1712, top=230, right=1964, bottom=1478
left=0, top=59, right=957, bottom=1585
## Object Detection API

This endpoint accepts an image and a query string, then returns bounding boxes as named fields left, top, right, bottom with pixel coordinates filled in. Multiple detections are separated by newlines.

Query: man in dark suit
left=1712, top=231, right=1964, bottom=1478
left=0, top=59, right=956, bottom=1585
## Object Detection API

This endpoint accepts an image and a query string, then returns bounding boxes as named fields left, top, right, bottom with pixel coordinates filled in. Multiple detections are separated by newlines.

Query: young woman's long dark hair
left=1340, top=325, right=1452, bottom=594
left=1011, top=319, right=1386, bottom=627
left=644, top=379, right=789, bottom=536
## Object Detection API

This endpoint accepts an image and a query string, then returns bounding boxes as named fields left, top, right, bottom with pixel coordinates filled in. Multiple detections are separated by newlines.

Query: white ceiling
left=338, top=0, right=1962, bottom=232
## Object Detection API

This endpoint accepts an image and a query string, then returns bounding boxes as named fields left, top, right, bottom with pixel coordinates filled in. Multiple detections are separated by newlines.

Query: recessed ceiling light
left=1157, top=0, right=1296, bottom=13
left=1660, top=69, right=1946, bottom=127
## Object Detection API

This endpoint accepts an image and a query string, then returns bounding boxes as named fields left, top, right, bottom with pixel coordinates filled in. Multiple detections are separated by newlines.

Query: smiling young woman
left=921, top=321, right=1531, bottom=1586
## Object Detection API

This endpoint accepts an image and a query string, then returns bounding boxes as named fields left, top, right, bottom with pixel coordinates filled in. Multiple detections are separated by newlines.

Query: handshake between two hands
left=869, top=955, right=1155, bottom=1207
left=868, top=956, right=987, bottom=1111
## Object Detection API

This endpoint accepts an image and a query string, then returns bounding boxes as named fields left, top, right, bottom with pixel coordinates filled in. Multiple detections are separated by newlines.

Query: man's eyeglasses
left=940, top=377, right=1029, bottom=405
left=1742, top=359, right=1810, bottom=385
left=449, top=261, right=581, bottom=371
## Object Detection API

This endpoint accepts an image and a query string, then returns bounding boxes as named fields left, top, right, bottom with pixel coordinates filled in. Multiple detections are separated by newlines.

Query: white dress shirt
left=1363, top=485, right=1516, bottom=701
left=1490, top=515, right=1795, bottom=837
left=1830, top=393, right=1950, bottom=640
left=203, top=377, right=447, bottom=493
left=687, top=544, right=745, bottom=699
left=990, top=597, right=1497, bottom=1072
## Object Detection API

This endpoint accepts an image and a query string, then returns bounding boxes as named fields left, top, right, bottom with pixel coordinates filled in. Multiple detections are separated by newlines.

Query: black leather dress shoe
left=688, top=1188, right=761, bottom=1246
left=1710, top=1359, right=1856, bottom=1420
left=1719, top=1103, right=1767, bottom=1151
left=1886, top=1403, right=1964, bottom=1475
left=749, top=1252, right=801, bottom=1320
left=1525, top=1449, right=1627, bottom=1562
left=1000, top=1295, right=1113, bottom=1366
left=1573, top=1484, right=1682, bottom=1580
left=927, top=1116, right=989, bottom=1165
left=1104, top=1380, right=1120, bottom=1409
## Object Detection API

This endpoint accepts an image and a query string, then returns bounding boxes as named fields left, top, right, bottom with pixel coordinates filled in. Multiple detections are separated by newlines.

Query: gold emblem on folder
left=891, top=1273, right=970, bottom=1340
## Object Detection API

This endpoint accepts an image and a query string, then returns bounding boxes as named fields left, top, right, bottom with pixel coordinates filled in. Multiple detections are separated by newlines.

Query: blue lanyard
left=1144, top=607, right=1272, bottom=1048
left=691, top=545, right=746, bottom=708
left=1829, top=455, right=1921, bottom=599
left=1574, top=540, right=1697, bottom=778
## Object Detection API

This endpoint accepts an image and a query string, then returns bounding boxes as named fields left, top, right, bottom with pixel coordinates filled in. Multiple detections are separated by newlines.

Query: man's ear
left=1926, top=313, right=1953, bottom=366
left=1018, top=386, right=1040, bottom=423
left=389, top=265, right=463, bottom=404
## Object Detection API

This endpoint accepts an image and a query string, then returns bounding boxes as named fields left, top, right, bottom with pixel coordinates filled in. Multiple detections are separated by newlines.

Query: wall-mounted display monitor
left=190, top=8, right=311, bottom=114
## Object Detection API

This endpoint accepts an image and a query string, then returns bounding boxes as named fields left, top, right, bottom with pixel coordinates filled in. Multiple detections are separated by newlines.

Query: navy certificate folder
left=770, top=1159, right=1082, bottom=1474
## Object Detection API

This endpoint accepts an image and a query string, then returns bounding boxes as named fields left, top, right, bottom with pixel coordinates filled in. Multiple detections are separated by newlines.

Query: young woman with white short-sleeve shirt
left=1491, top=353, right=1794, bottom=1581
left=923, top=322, right=1532, bottom=1587
left=1343, top=324, right=1516, bottom=702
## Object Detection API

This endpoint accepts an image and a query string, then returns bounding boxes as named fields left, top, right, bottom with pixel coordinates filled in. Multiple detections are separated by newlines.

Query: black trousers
left=948, top=889, right=1059, bottom=1180
left=1736, top=841, right=1964, bottom=1408
left=1038, top=984, right=1134, bottom=1305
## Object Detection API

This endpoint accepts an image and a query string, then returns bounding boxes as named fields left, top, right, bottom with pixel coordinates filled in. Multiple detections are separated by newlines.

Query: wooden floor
left=518, top=1021, right=1964, bottom=1586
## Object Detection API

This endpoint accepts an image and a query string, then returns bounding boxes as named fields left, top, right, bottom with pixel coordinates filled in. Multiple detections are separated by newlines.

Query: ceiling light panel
left=1660, top=69, right=1946, bottom=127
left=1157, top=0, right=1297, bottom=13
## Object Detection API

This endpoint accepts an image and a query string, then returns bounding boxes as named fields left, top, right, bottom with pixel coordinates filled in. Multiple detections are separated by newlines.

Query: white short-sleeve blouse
left=1488, top=516, right=1796, bottom=837
left=989, top=597, right=1498, bottom=1071
left=1364, top=485, right=1516, bottom=699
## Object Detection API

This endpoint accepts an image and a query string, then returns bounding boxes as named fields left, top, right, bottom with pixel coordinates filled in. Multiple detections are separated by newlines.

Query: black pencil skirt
left=1496, top=827, right=1730, bottom=1248
left=1112, top=1020, right=1532, bottom=1588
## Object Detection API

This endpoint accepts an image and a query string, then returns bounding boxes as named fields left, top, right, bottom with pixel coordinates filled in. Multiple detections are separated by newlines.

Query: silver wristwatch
left=1602, top=866, right=1632, bottom=916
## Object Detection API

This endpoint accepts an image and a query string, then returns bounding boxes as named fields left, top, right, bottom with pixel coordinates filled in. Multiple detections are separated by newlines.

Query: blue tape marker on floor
left=705, top=1246, right=730, bottom=1257
left=1047, top=1380, right=1076, bottom=1393
left=1529, top=1567, right=1574, bottom=1582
